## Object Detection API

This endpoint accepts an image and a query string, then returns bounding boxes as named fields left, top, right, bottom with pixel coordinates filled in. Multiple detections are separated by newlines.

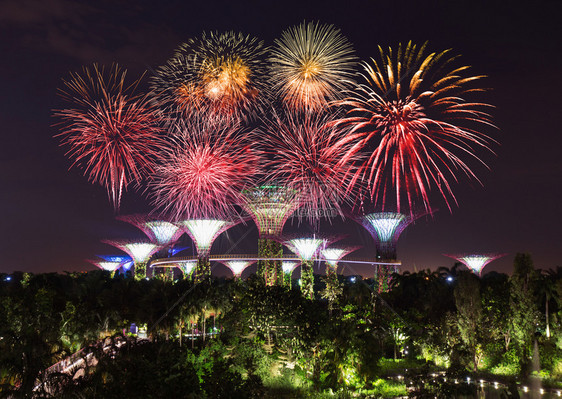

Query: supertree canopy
left=87, top=259, right=122, bottom=273
left=102, top=240, right=161, bottom=280
left=117, top=214, right=184, bottom=246
left=445, top=253, right=506, bottom=276
left=54, top=64, right=164, bottom=212
left=321, top=246, right=359, bottom=268
left=218, top=260, right=255, bottom=279
left=358, top=212, right=412, bottom=260
left=176, top=260, right=197, bottom=279
left=265, top=111, right=360, bottom=224
left=151, top=119, right=262, bottom=221
left=269, top=21, right=357, bottom=112
left=285, top=237, right=327, bottom=299
left=281, top=260, right=299, bottom=288
left=178, top=219, right=238, bottom=282
left=150, top=31, right=268, bottom=123
left=241, top=185, right=299, bottom=286
left=337, top=42, right=495, bottom=213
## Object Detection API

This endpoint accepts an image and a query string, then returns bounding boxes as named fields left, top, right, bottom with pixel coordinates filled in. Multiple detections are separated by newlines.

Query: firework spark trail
left=151, top=119, right=263, bottom=220
left=269, top=21, right=357, bottom=113
left=336, top=42, right=496, bottom=214
left=54, top=64, right=164, bottom=212
left=150, top=31, right=268, bottom=124
left=264, top=111, right=362, bottom=223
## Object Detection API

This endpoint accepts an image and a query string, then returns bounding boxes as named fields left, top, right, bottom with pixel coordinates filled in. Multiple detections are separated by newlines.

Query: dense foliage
left=1, top=253, right=561, bottom=397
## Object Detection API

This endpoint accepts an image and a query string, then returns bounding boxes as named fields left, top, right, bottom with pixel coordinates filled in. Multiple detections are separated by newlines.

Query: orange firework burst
left=54, top=64, right=164, bottom=212
left=151, top=31, right=268, bottom=124
left=337, top=42, right=496, bottom=213
left=269, top=21, right=357, bottom=113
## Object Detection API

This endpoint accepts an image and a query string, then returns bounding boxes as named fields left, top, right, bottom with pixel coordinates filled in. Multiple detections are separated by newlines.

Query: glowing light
left=444, top=253, right=506, bottom=276
left=282, top=261, right=299, bottom=274
left=269, top=21, right=356, bottom=112
left=180, top=219, right=233, bottom=256
left=177, top=261, right=196, bottom=276
left=321, top=247, right=359, bottom=267
left=98, top=255, right=131, bottom=263
left=103, top=241, right=161, bottom=263
left=364, top=213, right=407, bottom=242
left=170, top=246, right=189, bottom=256
left=118, top=215, right=184, bottom=245
left=286, top=238, right=325, bottom=260
left=220, top=260, right=254, bottom=277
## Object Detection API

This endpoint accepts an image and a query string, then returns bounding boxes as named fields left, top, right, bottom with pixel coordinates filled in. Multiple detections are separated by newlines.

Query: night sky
left=1, top=0, right=560, bottom=276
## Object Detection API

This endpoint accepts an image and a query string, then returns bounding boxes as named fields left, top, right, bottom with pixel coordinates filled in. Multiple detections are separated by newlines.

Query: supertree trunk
left=258, top=238, right=283, bottom=285
left=134, top=262, right=147, bottom=281
left=300, top=260, right=315, bottom=300
left=322, top=266, right=342, bottom=315
left=194, top=257, right=211, bottom=283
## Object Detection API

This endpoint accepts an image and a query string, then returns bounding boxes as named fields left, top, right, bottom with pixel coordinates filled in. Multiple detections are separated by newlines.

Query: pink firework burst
left=336, top=42, right=496, bottom=213
left=151, top=120, right=263, bottom=220
left=265, top=111, right=360, bottom=222
left=54, top=64, right=165, bottom=211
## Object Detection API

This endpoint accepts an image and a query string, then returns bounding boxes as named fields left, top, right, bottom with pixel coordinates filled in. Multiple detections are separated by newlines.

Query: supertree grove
left=240, top=185, right=299, bottom=286
left=150, top=31, right=268, bottom=123
left=444, top=253, right=506, bottom=276
left=54, top=64, right=164, bottom=212
left=102, top=241, right=161, bottom=280
left=337, top=42, right=495, bottom=214
left=269, top=21, right=357, bottom=112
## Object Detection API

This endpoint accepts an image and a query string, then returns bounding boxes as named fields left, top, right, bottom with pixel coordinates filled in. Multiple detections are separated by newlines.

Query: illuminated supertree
left=373, top=264, right=400, bottom=293
left=151, top=120, right=262, bottom=221
left=337, top=42, right=496, bottom=213
left=54, top=64, right=164, bottom=211
left=285, top=237, right=327, bottom=299
left=102, top=240, right=161, bottom=280
left=281, top=261, right=300, bottom=288
left=87, top=259, right=122, bottom=276
left=151, top=31, right=268, bottom=123
left=269, top=21, right=357, bottom=112
left=358, top=212, right=412, bottom=260
left=321, top=246, right=360, bottom=313
left=117, top=214, right=184, bottom=246
left=265, top=111, right=360, bottom=224
left=175, top=260, right=197, bottom=279
left=241, top=185, right=299, bottom=286
left=178, top=219, right=238, bottom=282
left=218, top=260, right=255, bottom=280
left=444, top=253, right=506, bottom=276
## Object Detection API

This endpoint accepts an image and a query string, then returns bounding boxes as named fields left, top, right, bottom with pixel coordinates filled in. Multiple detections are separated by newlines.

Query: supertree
left=117, top=214, right=184, bottom=246
left=358, top=212, right=412, bottom=260
left=336, top=42, right=496, bottom=213
left=285, top=237, right=327, bottom=299
left=444, top=253, right=506, bottom=276
left=373, top=263, right=400, bottom=293
left=321, top=246, right=360, bottom=313
left=240, top=185, right=299, bottom=286
left=54, top=64, right=164, bottom=212
left=102, top=240, right=161, bottom=280
left=217, top=260, right=255, bottom=280
left=151, top=119, right=262, bottom=221
left=281, top=260, right=300, bottom=288
left=264, top=111, right=360, bottom=225
left=269, top=21, right=357, bottom=113
left=174, top=260, right=197, bottom=279
left=87, top=259, right=122, bottom=276
left=178, top=219, right=239, bottom=282
left=150, top=31, right=268, bottom=124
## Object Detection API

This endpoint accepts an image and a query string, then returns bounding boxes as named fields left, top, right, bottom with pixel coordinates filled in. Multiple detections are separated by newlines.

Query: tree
left=454, top=271, right=483, bottom=371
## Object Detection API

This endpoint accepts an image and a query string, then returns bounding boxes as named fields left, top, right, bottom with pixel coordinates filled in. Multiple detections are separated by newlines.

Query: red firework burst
left=336, top=42, right=496, bottom=213
left=265, top=112, right=360, bottom=222
left=54, top=64, right=164, bottom=211
left=151, top=119, right=263, bottom=220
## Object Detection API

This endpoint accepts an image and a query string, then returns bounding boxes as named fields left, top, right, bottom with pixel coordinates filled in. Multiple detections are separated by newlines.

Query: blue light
left=4, top=276, right=11, bottom=282
left=170, top=246, right=189, bottom=256
left=98, top=255, right=131, bottom=263
left=350, top=276, right=356, bottom=283
left=447, top=276, right=454, bottom=282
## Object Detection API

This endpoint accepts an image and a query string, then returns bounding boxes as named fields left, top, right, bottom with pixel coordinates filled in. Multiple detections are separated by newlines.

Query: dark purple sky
left=0, top=0, right=560, bottom=276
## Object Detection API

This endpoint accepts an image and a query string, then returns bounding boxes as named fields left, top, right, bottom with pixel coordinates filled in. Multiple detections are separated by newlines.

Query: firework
left=269, top=21, right=357, bottom=112
left=444, top=253, right=506, bottom=276
left=151, top=120, right=262, bottom=220
left=265, top=112, right=360, bottom=223
left=117, top=214, right=184, bottom=246
left=151, top=31, right=268, bottom=123
left=55, top=64, right=164, bottom=211
left=337, top=42, right=495, bottom=213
